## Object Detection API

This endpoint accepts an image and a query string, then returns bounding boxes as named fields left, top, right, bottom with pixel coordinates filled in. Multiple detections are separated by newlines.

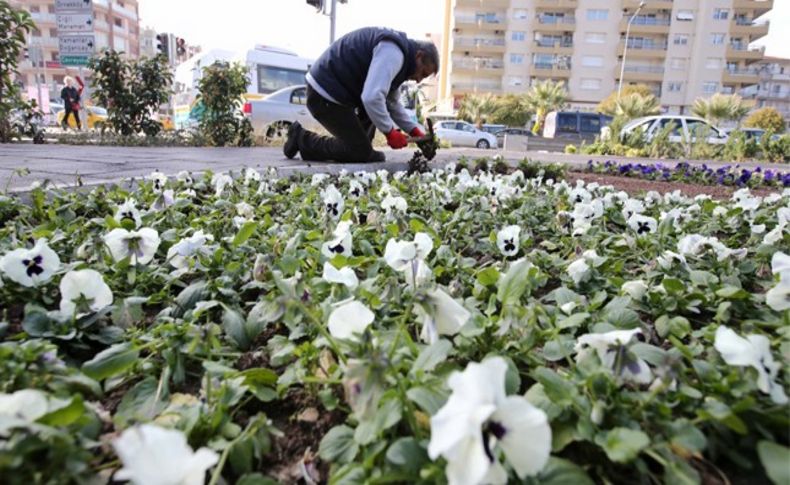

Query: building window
left=31, top=28, right=41, bottom=37
left=674, top=34, right=689, bottom=46
left=508, top=76, right=524, bottom=86
left=51, top=52, right=59, bottom=61
left=510, top=53, right=524, bottom=64
left=585, top=32, right=606, bottom=44
left=586, top=9, right=608, bottom=21
left=580, top=78, right=602, bottom=90
left=581, top=55, right=603, bottom=68
left=713, top=9, right=729, bottom=20
left=670, top=58, right=686, bottom=70
left=676, top=10, right=694, bottom=21
left=30, top=5, right=40, bottom=12
left=49, top=28, right=58, bottom=37
left=705, top=58, right=721, bottom=69
left=511, top=31, right=525, bottom=41
left=703, top=82, right=719, bottom=94
left=114, top=17, right=123, bottom=27
left=513, top=9, right=528, bottom=20
left=667, top=82, right=682, bottom=92
left=710, top=33, right=726, bottom=45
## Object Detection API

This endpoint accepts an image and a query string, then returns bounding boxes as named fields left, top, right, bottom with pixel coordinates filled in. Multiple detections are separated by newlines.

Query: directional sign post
left=56, top=13, right=94, bottom=33
left=56, top=0, right=93, bottom=10
left=59, top=35, right=95, bottom=56
left=56, top=0, right=94, bottom=68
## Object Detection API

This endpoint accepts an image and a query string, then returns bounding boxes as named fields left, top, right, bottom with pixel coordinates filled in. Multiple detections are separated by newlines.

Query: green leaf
left=234, top=223, right=256, bottom=250
left=557, top=312, right=589, bottom=329
left=411, top=339, right=453, bottom=375
left=82, top=343, right=139, bottom=381
left=39, top=395, right=85, bottom=427
left=662, top=278, right=686, bottom=293
left=407, top=385, right=448, bottom=415
left=758, top=441, right=790, bottom=485
left=386, top=437, right=428, bottom=473
left=111, top=296, right=148, bottom=328
left=595, top=427, right=650, bottom=463
left=476, top=267, right=500, bottom=287
left=533, top=457, right=595, bottom=485
left=114, top=377, right=166, bottom=427
left=533, top=367, right=576, bottom=406
left=354, top=397, right=402, bottom=445
left=223, top=307, right=251, bottom=350
left=319, top=425, right=359, bottom=464
left=497, top=259, right=533, bottom=305
left=715, top=286, right=749, bottom=299
left=237, top=473, right=277, bottom=485
left=173, top=281, right=210, bottom=318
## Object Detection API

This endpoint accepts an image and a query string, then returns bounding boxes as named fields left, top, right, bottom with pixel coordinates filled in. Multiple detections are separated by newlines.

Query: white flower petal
left=0, top=239, right=61, bottom=287
left=327, top=300, right=374, bottom=340
left=322, top=262, right=359, bottom=289
left=59, top=269, right=113, bottom=316
left=490, top=396, right=551, bottom=478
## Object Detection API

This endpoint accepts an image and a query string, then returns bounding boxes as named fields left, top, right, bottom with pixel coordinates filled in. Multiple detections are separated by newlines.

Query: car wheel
left=476, top=139, right=490, bottom=149
left=266, top=121, right=291, bottom=140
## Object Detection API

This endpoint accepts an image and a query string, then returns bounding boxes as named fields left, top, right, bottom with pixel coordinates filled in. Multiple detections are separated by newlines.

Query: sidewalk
left=1, top=143, right=786, bottom=193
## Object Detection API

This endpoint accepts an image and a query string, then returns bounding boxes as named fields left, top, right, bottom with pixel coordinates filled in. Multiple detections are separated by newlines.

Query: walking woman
left=60, top=76, right=84, bottom=130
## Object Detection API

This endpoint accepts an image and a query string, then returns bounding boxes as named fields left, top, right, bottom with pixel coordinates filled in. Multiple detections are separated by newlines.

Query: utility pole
left=329, top=0, right=338, bottom=44
left=618, top=1, right=646, bottom=101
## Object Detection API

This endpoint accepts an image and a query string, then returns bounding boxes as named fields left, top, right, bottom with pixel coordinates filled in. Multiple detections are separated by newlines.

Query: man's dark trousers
left=297, top=85, right=379, bottom=162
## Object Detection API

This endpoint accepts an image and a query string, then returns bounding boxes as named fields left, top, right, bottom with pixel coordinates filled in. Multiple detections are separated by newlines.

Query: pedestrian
left=60, top=76, right=84, bottom=131
left=283, top=27, right=439, bottom=163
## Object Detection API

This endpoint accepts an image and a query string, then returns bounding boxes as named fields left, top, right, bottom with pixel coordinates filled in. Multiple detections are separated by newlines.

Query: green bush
left=744, top=107, right=786, bottom=134
left=760, top=132, right=790, bottom=163
left=197, top=62, right=254, bottom=147
left=721, top=130, right=758, bottom=162
left=0, top=1, right=35, bottom=142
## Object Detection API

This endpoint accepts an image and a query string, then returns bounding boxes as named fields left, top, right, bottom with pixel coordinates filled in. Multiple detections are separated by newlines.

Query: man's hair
left=415, top=40, right=440, bottom=74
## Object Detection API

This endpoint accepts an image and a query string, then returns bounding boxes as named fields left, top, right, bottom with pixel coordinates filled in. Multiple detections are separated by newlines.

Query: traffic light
left=156, top=33, right=170, bottom=60
left=306, top=0, right=323, bottom=11
left=176, top=37, right=187, bottom=58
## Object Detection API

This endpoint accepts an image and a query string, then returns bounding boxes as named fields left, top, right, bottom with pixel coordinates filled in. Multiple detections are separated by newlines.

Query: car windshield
left=91, top=107, right=107, bottom=115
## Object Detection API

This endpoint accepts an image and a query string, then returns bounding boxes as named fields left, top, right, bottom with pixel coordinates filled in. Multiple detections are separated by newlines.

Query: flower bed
left=0, top=165, right=788, bottom=484
left=586, top=159, right=790, bottom=189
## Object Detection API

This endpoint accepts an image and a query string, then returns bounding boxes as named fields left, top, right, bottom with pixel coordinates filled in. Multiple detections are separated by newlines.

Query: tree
left=692, top=93, right=749, bottom=127
left=456, top=94, right=496, bottom=127
left=613, top=93, right=661, bottom=121
left=491, top=94, right=532, bottom=127
left=89, top=51, right=173, bottom=136
left=597, top=84, right=654, bottom=116
left=197, top=61, right=253, bottom=147
left=0, top=1, right=34, bottom=142
left=744, top=107, right=787, bottom=133
left=523, top=80, right=568, bottom=134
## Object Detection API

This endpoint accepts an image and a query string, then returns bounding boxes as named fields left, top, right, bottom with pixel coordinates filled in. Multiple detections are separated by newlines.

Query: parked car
left=244, top=84, right=320, bottom=138
left=543, top=111, right=613, bottom=142
left=723, top=127, right=783, bottom=142
left=495, top=127, right=533, bottom=147
left=435, top=120, right=498, bottom=149
left=620, top=116, right=728, bottom=144
left=57, top=106, right=108, bottom=130
left=481, top=123, right=507, bottom=135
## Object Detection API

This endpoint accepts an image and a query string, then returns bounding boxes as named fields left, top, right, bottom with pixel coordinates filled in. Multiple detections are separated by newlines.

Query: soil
left=569, top=171, right=782, bottom=200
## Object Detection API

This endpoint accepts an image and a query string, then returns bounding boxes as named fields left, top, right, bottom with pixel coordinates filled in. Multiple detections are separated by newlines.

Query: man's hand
left=410, top=127, right=425, bottom=138
left=386, top=128, right=408, bottom=149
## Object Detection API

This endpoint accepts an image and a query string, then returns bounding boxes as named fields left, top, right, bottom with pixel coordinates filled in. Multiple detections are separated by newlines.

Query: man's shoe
left=369, top=150, right=386, bottom=162
left=283, top=122, right=301, bottom=159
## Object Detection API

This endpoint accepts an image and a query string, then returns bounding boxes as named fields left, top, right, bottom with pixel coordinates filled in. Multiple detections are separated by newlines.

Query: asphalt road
left=1, top=143, right=787, bottom=193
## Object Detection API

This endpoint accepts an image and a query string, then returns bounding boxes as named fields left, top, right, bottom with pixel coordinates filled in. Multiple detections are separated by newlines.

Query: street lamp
left=618, top=1, right=647, bottom=100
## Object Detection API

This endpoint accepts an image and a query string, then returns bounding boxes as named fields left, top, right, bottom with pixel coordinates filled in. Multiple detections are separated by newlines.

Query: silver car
left=620, top=116, right=728, bottom=145
left=435, top=120, right=498, bottom=149
left=244, top=84, right=320, bottom=138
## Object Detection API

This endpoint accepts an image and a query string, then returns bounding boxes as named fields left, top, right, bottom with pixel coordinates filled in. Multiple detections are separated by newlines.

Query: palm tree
left=491, top=94, right=532, bottom=127
left=614, top=93, right=661, bottom=121
left=456, top=94, right=497, bottom=127
left=692, top=93, right=749, bottom=126
left=523, top=80, right=568, bottom=134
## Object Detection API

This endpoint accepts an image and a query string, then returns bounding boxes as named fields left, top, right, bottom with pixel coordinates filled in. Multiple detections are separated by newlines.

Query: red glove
left=386, top=128, right=408, bottom=149
left=410, top=127, right=425, bottom=138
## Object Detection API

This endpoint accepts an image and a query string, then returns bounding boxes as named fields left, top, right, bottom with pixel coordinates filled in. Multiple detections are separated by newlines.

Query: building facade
left=11, top=0, right=140, bottom=100
left=440, top=0, right=773, bottom=113
left=740, top=56, right=790, bottom=124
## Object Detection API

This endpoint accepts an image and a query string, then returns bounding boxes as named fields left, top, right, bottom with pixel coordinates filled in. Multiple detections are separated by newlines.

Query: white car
left=244, top=84, right=320, bottom=138
left=620, top=115, right=728, bottom=145
left=435, top=120, right=498, bottom=149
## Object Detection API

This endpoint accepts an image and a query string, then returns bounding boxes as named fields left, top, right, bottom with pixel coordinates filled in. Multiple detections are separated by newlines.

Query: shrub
left=744, top=107, right=786, bottom=134
left=565, top=144, right=577, bottom=154
left=722, top=130, right=758, bottom=162
left=597, top=84, right=654, bottom=116
left=0, top=1, right=35, bottom=142
left=197, top=62, right=254, bottom=147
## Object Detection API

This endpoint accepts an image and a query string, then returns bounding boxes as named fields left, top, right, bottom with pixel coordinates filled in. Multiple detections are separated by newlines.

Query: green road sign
left=61, top=55, right=90, bottom=66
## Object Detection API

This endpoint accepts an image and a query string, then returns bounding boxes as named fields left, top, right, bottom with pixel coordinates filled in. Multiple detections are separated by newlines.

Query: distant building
left=741, top=56, right=790, bottom=125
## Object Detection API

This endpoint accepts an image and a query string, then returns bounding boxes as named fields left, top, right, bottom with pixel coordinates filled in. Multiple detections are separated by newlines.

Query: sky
left=138, top=0, right=789, bottom=60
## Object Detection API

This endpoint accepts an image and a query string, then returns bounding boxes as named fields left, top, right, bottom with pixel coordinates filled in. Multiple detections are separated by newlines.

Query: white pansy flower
left=568, top=187, right=591, bottom=204
left=714, top=326, right=788, bottom=404
left=384, top=232, right=433, bottom=273
left=763, top=226, right=785, bottom=245
left=496, top=226, right=521, bottom=258
left=322, top=184, right=345, bottom=219
left=712, top=206, right=728, bottom=217
left=244, top=167, right=261, bottom=185
left=322, top=262, right=358, bottom=289
left=0, top=239, right=61, bottom=287
left=149, top=171, right=168, bottom=192
left=311, top=173, right=329, bottom=186
left=575, top=328, right=653, bottom=384
left=428, top=357, right=551, bottom=485
left=766, top=281, right=790, bottom=311
left=348, top=180, right=365, bottom=199
left=622, top=198, right=645, bottom=220
left=627, top=214, right=657, bottom=235
left=104, top=228, right=161, bottom=265
left=382, top=194, right=408, bottom=214
left=321, top=220, right=353, bottom=259
left=176, top=171, right=193, bottom=185
left=622, top=280, right=648, bottom=300
left=567, top=258, right=590, bottom=285
left=751, top=224, right=766, bottom=235
left=115, top=199, right=142, bottom=228
left=59, top=269, right=113, bottom=317
left=212, top=173, right=233, bottom=197
left=416, top=288, right=470, bottom=344
left=178, top=189, right=197, bottom=200
left=167, top=231, right=214, bottom=269
left=327, top=299, right=374, bottom=340
left=236, top=202, right=254, bottom=219
left=151, top=189, right=175, bottom=211
left=771, top=251, right=790, bottom=282
left=113, top=424, right=219, bottom=485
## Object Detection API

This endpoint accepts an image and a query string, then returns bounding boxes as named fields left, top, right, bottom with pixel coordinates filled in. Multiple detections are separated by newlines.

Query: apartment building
left=439, top=0, right=773, bottom=113
left=740, top=57, right=790, bottom=124
left=11, top=0, right=140, bottom=99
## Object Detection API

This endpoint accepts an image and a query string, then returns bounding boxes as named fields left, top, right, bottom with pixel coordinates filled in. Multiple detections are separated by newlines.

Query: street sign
left=56, top=13, right=94, bottom=33
left=61, top=55, right=91, bottom=67
left=55, top=0, right=92, bottom=11
left=59, top=35, right=95, bottom=55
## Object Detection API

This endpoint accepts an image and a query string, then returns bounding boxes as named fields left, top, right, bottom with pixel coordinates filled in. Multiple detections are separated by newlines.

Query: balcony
left=532, top=38, right=573, bottom=54
left=454, top=37, right=507, bottom=54
left=620, top=16, right=672, bottom=34
left=618, top=65, right=665, bottom=82
left=732, top=0, right=774, bottom=13
left=455, top=15, right=507, bottom=31
left=452, top=57, right=505, bottom=76
left=533, top=15, right=576, bottom=33
left=452, top=81, right=503, bottom=95
left=534, top=0, right=577, bottom=8
left=456, top=0, right=510, bottom=7
left=623, top=0, right=674, bottom=8
left=30, top=12, right=56, bottom=24
left=730, top=19, right=770, bottom=39
left=531, top=62, right=572, bottom=78
left=726, top=44, right=766, bottom=60
left=722, top=67, right=761, bottom=84
left=617, top=40, right=668, bottom=59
